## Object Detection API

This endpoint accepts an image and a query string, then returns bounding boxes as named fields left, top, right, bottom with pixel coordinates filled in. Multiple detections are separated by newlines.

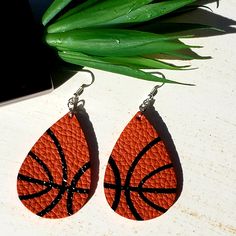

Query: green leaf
left=46, top=29, right=195, bottom=57
left=100, top=56, right=190, bottom=70
left=41, top=0, right=211, bottom=86
left=47, top=0, right=153, bottom=33
left=58, top=51, right=187, bottom=84
left=97, top=0, right=197, bottom=26
left=42, top=0, right=73, bottom=26
left=163, top=50, right=211, bottom=60
left=58, top=0, right=100, bottom=20
left=135, top=22, right=218, bottom=35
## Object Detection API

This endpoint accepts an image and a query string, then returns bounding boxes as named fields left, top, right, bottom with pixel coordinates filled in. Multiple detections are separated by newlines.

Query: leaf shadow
left=162, top=7, right=236, bottom=38
left=137, top=0, right=235, bottom=39
left=198, top=0, right=219, bottom=8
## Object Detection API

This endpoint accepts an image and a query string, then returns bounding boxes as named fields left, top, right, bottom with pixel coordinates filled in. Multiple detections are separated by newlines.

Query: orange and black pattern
left=104, top=112, right=177, bottom=221
left=17, top=113, right=91, bottom=218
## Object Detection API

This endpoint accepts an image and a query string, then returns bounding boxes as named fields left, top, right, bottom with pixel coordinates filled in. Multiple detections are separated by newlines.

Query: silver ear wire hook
left=67, top=69, right=95, bottom=117
left=139, top=84, right=162, bottom=112
left=139, top=72, right=165, bottom=113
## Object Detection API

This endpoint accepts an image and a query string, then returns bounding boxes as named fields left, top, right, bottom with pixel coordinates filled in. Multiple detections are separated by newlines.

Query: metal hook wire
left=139, top=72, right=165, bottom=113
left=67, top=69, right=95, bottom=117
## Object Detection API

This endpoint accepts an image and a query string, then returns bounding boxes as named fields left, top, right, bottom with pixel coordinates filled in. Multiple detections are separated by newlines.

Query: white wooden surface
left=0, top=2, right=235, bottom=235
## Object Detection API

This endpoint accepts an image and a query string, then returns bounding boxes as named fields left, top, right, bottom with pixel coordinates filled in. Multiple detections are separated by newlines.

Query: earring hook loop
left=67, top=69, right=95, bottom=117
left=139, top=72, right=165, bottom=112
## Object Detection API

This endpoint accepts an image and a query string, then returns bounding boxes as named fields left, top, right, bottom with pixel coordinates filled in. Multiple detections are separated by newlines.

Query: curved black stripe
left=139, top=187, right=176, bottom=193
left=106, top=156, right=122, bottom=211
left=73, top=188, right=90, bottom=194
left=18, top=151, right=54, bottom=201
left=139, top=163, right=174, bottom=189
left=20, top=129, right=68, bottom=217
left=124, top=136, right=161, bottom=220
left=37, top=188, right=66, bottom=217
left=104, top=183, right=176, bottom=194
left=104, top=183, right=116, bottom=189
left=25, top=179, right=66, bottom=216
left=67, top=161, right=91, bottom=215
left=29, top=151, right=54, bottom=182
left=137, top=164, right=176, bottom=214
left=19, top=187, right=52, bottom=200
left=18, top=174, right=89, bottom=193
left=19, top=129, right=93, bottom=217
left=47, top=129, right=68, bottom=184
left=138, top=191, right=167, bottom=213
left=18, top=174, right=50, bottom=186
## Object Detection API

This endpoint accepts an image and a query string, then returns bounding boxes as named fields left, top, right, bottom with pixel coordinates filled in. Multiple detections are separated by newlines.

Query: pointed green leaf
left=42, top=0, right=73, bottom=26
left=46, top=29, right=194, bottom=57
left=101, top=56, right=190, bottom=70
left=97, top=0, right=197, bottom=26
left=135, top=22, right=219, bottom=35
left=47, top=0, right=153, bottom=33
left=163, top=50, right=212, bottom=60
left=58, top=0, right=99, bottom=20
left=58, top=51, right=187, bottom=84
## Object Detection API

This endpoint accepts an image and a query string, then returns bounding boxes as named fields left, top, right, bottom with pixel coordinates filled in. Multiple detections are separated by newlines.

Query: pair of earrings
left=17, top=74, right=180, bottom=221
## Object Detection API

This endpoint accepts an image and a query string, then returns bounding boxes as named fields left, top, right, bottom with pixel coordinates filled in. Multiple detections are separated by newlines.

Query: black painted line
left=138, top=189, right=167, bottom=213
left=18, top=174, right=89, bottom=194
left=104, top=183, right=176, bottom=194
left=18, top=128, right=94, bottom=217
left=18, top=174, right=50, bottom=186
left=106, top=156, right=122, bottom=211
left=137, top=163, right=175, bottom=214
left=19, top=187, right=52, bottom=200
left=37, top=188, right=66, bottom=217
left=46, top=129, right=68, bottom=184
left=35, top=130, right=68, bottom=216
left=72, top=188, right=90, bottom=194
left=138, top=187, right=176, bottom=194
left=124, top=136, right=161, bottom=220
left=29, top=151, right=54, bottom=182
left=67, top=161, right=91, bottom=216
left=139, top=163, right=174, bottom=189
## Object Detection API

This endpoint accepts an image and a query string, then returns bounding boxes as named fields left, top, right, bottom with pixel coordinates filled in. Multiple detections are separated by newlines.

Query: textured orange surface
left=104, top=112, right=177, bottom=220
left=17, top=113, right=91, bottom=218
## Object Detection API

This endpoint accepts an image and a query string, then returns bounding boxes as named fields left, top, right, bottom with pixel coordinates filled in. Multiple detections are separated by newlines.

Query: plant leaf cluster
left=42, top=0, right=213, bottom=84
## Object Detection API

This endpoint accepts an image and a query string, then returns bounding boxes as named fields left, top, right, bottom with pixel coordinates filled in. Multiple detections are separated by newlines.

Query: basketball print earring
left=104, top=84, right=180, bottom=221
left=17, top=74, right=98, bottom=218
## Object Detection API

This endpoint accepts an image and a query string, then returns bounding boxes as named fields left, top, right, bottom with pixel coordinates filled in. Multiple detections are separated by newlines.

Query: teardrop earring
left=104, top=84, right=180, bottom=221
left=17, top=72, right=98, bottom=219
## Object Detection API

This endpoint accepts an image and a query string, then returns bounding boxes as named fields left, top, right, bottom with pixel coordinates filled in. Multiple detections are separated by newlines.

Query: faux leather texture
left=104, top=112, right=177, bottom=221
left=17, top=113, right=91, bottom=218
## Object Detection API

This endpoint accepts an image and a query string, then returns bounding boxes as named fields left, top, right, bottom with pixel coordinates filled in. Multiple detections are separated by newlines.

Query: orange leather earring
left=17, top=76, right=98, bottom=218
left=104, top=85, right=181, bottom=221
